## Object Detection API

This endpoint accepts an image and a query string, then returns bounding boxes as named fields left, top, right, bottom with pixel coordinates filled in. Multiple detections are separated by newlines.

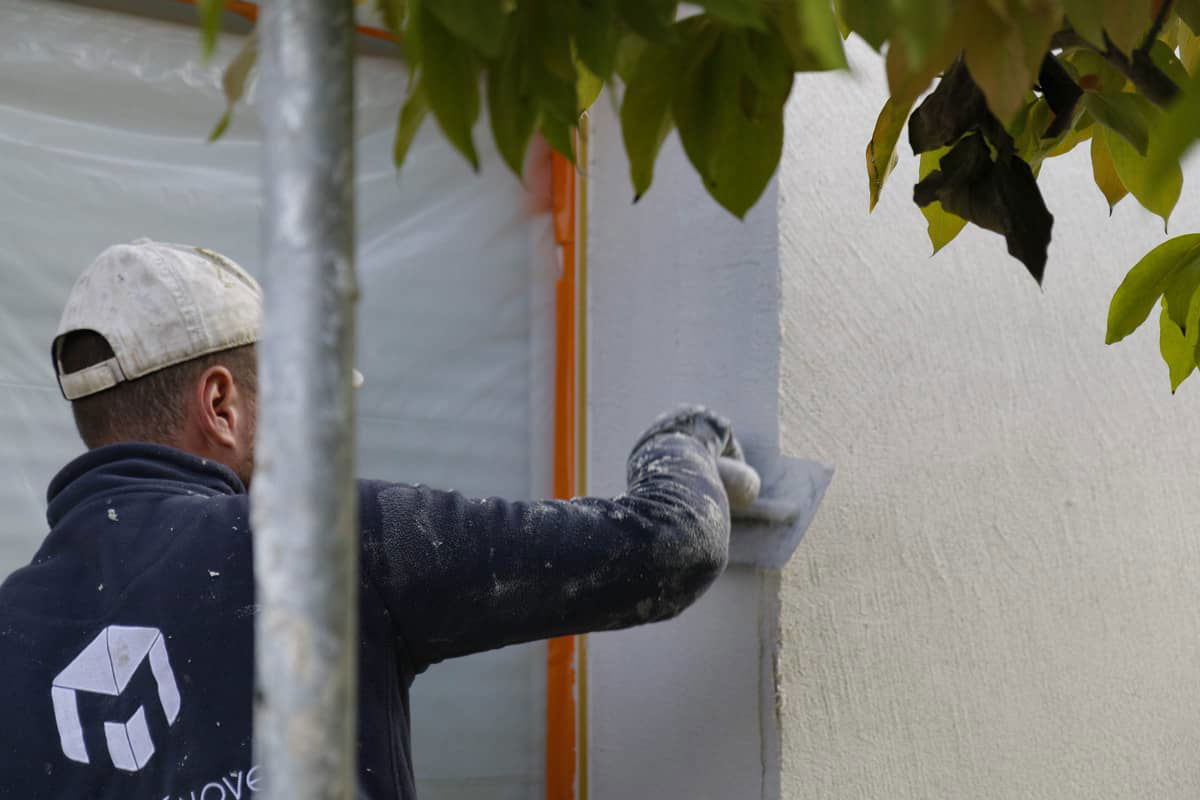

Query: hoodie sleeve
left=358, top=407, right=733, bottom=670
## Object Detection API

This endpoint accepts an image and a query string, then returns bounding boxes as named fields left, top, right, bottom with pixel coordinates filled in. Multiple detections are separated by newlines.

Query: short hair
left=58, top=330, right=257, bottom=449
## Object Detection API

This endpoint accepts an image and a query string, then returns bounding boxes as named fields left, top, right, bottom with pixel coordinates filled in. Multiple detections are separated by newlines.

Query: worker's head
left=52, top=240, right=262, bottom=486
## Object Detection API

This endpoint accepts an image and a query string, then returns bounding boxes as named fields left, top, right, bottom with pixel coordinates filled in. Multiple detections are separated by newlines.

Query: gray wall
left=584, top=97, right=785, bottom=799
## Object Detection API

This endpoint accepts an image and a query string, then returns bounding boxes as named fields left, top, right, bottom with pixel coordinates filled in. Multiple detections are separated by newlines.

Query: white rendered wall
left=584, top=102, right=785, bottom=799
left=779, top=39, right=1200, bottom=798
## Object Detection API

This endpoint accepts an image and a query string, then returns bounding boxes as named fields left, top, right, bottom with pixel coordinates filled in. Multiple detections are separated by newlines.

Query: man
left=0, top=239, right=757, bottom=799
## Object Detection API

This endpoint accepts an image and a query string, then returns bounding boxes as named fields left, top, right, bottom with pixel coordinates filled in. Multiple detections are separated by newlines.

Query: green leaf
left=770, top=0, right=847, bottom=71
left=576, top=60, right=604, bottom=112
left=426, top=0, right=508, bottom=58
left=1146, top=72, right=1200, bottom=187
left=1102, top=0, right=1153, bottom=56
left=534, top=71, right=579, bottom=125
left=1065, top=48, right=1128, bottom=94
left=1159, top=303, right=1195, bottom=391
left=669, top=18, right=723, bottom=159
left=1012, top=96, right=1084, bottom=174
left=488, top=34, right=538, bottom=176
left=835, top=0, right=895, bottom=50
left=393, top=81, right=430, bottom=168
left=695, top=0, right=766, bottom=29
left=921, top=199, right=968, bottom=253
left=1107, top=233, right=1200, bottom=343
left=742, top=28, right=795, bottom=97
left=1181, top=30, right=1200, bottom=75
left=525, top=2, right=580, bottom=123
left=1161, top=16, right=1186, bottom=48
left=1179, top=0, right=1200, bottom=35
left=375, top=0, right=407, bottom=39
left=1149, top=39, right=1190, bottom=89
left=891, top=0, right=954, bottom=68
left=1062, top=0, right=1105, bottom=46
left=866, top=95, right=914, bottom=211
left=1090, top=133, right=1128, bottom=211
left=918, top=147, right=967, bottom=252
left=416, top=6, right=482, bottom=170
left=1044, top=119, right=1094, bottom=159
left=208, top=29, right=258, bottom=142
left=961, top=0, right=1059, bottom=123
left=532, top=3, right=578, bottom=81
left=877, top=0, right=967, bottom=107
left=884, top=33, right=956, bottom=106
left=800, top=0, right=848, bottom=69
left=673, top=25, right=792, bottom=217
left=769, top=0, right=825, bottom=70
left=1183, top=281, right=1200, bottom=351
left=1162, top=254, right=1200, bottom=328
left=1169, top=285, right=1200, bottom=391
left=199, top=0, right=225, bottom=58
left=621, top=41, right=682, bottom=199
left=208, top=113, right=233, bottom=144
left=1009, top=98, right=1049, bottom=159
left=540, top=114, right=576, bottom=163
left=575, top=0, right=620, bottom=79
left=1103, top=119, right=1183, bottom=230
left=1083, top=92, right=1149, bottom=155
left=614, top=33, right=648, bottom=82
left=617, top=0, right=678, bottom=40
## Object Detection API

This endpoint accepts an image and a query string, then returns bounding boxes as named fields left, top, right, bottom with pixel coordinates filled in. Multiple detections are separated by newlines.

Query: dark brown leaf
left=1038, top=54, right=1082, bottom=139
left=908, top=58, right=1006, bottom=155
left=913, top=134, right=1053, bottom=283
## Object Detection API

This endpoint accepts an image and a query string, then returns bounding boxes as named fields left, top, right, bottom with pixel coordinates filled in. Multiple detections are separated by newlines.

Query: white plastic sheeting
left=0, top=2, right=553, bottom=797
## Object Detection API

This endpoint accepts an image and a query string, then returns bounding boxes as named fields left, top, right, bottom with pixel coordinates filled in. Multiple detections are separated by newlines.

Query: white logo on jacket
left=51, top=625, right=180, bottom=771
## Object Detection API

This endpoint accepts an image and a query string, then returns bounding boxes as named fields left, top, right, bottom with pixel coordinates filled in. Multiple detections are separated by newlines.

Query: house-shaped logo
left=50, top=625, right=180, bottom=772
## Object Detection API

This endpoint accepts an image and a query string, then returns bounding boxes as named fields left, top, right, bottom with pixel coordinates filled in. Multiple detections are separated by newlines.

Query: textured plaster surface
left=779, top=39, right=1200, bottom=798
left=585, top=97, right=784, bottom=799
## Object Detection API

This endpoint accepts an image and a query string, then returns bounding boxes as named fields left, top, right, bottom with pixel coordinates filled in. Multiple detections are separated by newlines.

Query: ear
left=195, top=365, right=241, bottom=450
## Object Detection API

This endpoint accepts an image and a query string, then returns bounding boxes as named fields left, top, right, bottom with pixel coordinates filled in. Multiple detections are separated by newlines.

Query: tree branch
left=1141, top=0, right=1175, bottom=52
left=1051, top=28, right=1179, bottom=107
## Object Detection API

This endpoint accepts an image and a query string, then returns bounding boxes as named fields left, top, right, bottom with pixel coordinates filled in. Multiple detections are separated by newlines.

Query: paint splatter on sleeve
left=359, top=406, right=733, bottom=668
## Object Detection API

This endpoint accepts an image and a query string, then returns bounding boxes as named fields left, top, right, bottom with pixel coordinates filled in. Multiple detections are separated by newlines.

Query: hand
left=635, top=405, right=761, bottom=511
left=718, top=455, right=761, bottom=513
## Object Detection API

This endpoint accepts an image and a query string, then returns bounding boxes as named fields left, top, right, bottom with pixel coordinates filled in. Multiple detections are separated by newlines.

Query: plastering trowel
left=718, top=453, right=833, bottom=570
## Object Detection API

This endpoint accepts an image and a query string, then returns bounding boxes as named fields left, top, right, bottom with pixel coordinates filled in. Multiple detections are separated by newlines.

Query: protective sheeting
left=0, top=2, right=553, bottom=797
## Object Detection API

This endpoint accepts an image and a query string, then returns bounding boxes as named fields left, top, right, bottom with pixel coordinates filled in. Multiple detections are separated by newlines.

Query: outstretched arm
left=358, top=406, right=744, bottom=670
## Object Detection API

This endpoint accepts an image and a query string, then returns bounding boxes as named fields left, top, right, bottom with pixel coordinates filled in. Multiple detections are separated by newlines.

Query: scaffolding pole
left=252, top=0, right=359, bottom=797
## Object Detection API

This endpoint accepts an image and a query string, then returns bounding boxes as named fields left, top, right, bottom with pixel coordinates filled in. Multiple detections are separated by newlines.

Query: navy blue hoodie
left=0, top=410, right=731, bottom=799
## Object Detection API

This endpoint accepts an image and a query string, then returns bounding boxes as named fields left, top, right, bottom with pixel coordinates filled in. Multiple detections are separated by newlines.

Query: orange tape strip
left=547, top=148, right=579, bottom=800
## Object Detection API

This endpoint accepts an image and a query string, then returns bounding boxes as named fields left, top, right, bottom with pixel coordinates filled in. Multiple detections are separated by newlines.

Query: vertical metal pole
left=253, top=0, right=358, bottom=798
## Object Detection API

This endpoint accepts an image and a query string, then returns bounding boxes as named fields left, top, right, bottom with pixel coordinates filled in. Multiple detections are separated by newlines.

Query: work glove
left=632, top=405, right=761, bottom=511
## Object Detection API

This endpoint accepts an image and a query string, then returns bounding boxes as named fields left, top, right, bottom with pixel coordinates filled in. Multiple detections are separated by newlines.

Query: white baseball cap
left=52, top=237, right=360, bottom=400
left=52, top=239, right=363, bottom=401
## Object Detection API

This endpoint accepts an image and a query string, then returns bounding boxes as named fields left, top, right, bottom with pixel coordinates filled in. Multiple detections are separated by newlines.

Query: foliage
left=206, top=0, right=845, bottom=219
left=403, top=0, right=836, bottom=219
left=203, top=0, right=1200, bottom=392
left=856, top=0, right=1200, bottom=391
